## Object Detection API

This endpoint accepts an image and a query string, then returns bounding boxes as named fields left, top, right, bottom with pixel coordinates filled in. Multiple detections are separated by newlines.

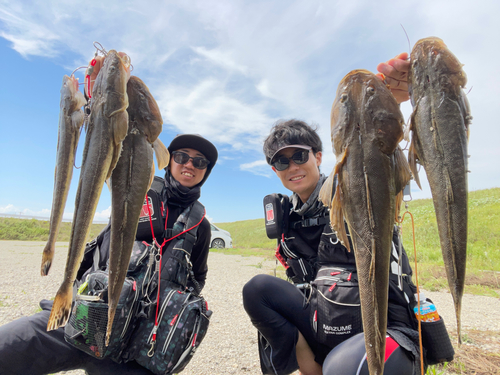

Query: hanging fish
left=320, top=69, right=411, bottom=375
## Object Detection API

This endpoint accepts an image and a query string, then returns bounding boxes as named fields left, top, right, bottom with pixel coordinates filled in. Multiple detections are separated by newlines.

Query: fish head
left=127, top=76, right=163, bottom=143
left=96, top=50, right=131, bottom=116
left=331, top=69, right=404, bottom=156
left=409, top=37, right=467, bottom=104
left=61, top=75, right=86, bottom=112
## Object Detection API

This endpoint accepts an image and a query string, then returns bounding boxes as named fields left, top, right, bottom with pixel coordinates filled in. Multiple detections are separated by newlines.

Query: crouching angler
left=242, top=119, right=451, bottom=375
left=0, top=134, right=218, bottom=375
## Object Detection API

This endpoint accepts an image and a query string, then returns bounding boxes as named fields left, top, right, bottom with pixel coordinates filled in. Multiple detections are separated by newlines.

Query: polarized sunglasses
left=271, top=149, right=311, bottom=171
left=172, top=151, right=210, bottom=170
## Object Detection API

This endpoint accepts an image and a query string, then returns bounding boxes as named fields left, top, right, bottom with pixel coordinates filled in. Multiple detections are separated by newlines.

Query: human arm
left=376, top=52, right=410, bottom=104
left=188, top=217, right=210, bottom=291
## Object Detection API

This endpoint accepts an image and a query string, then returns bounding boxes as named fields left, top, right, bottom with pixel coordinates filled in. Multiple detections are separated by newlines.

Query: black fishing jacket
left=77, top=202, right=210, bottom=292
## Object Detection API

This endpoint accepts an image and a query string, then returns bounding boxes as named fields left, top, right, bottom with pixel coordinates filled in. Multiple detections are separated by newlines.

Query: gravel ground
left=1, top=240, right=499, bottom=374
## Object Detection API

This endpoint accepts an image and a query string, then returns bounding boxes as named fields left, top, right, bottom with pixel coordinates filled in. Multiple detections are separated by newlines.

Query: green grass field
left=1, top=187, right=499, bottom=295
left=213, top=187, right=500, bottom=296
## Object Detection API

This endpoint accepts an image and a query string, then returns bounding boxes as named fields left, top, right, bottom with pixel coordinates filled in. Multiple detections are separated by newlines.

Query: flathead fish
left=41, top=75, right=86, bottom=276
left=408, top=37, right=471, bottom=344
left=47, top=50, right=131, bottom=331
left=319, top=70, right=411, bottom=375
left=106, top=75, right=169, bottom=345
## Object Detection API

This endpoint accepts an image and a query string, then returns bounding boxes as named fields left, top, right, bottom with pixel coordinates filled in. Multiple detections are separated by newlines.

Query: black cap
left=267, top=144, right=311, bottom=165
left=167, top=134, right=218, bottom=185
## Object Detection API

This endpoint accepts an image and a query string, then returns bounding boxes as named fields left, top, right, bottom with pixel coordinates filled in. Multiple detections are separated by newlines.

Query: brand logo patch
left=322, top=323, right=352, bottom=335
left=139, top=196, right=154, bottom=221
left=265, top=203, right=275, bottom=223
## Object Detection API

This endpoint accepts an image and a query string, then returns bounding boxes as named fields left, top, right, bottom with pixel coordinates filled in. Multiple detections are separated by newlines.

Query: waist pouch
left=309, top=266, right=362, bottom=347
left=122, top=285, right=212, bottom=375
left=64, top=270, right=140, bottom=361
left=421, top=314, right=455, bottom=365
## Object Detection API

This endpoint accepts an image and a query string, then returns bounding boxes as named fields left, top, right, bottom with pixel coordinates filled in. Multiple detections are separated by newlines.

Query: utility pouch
left=64, top=241, right=154, bottom=361
left=421, top=316, right=455, bottom=365
left=64, top=270, right=139, bottom=361
left=263, top=193, right=289, bottom=239
left=309, top=266, right=362, bottom=347
left=122, top=286, right=212, bottom=375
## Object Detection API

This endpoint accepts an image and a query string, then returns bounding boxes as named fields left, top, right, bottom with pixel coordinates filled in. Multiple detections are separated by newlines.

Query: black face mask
left=163, top=168, right=201, bottom=208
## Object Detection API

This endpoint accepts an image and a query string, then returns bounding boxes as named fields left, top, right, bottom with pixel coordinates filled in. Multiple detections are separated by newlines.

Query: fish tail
left=455, top=301, right=462, bottom=345
left=46, top=284, right=73, bottom=331
left=40, top=242, right=55, bottom=276
left=106, top=305, right=117, bottom=347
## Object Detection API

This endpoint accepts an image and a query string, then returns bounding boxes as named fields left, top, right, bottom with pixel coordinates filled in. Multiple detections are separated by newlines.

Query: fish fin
left=318, top=171, right=335, bottom=208
left=407, top=113, right=422, bottom=189
left=107, top=142, right=123, bottom=180
left=74, top=89, right=87, bottom=110
left=408, top=139, right=422, bottom=190
left=460, top=91, right=472, bottom=144
left=330, top=148, right=350, bottom=252
left=403, top=120, right=411, bottom=142
left=112, top=111, right=129, bottom=146
left=332, top=177, right=350, bottom=252
left=153, top=138, right=170, bottom=169
left=394, top=146, right=412, bottom=194
left=105, top=177, right=112, bottom=192
left=71, top=110, right=85, bottom=131
left=148, top=161, right=156, bottom=189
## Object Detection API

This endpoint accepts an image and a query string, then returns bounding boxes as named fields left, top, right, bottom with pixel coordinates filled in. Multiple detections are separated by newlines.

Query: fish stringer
left=396, top=184, right=425, bottom=375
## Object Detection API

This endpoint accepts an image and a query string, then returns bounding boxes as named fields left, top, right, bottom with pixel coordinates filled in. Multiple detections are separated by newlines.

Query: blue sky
left=0, top=0, right=499, bottom=224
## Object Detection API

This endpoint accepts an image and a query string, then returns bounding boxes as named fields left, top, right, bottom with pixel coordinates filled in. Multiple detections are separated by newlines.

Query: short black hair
left=263, top=119, right=323, bottom=164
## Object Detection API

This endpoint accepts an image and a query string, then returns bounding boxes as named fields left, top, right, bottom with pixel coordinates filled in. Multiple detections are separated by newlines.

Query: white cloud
left=157, top=78, right=276, bottom=152
left=240, top=159, right=272, bottom=177
left=192, top=46, right=249, bottom=75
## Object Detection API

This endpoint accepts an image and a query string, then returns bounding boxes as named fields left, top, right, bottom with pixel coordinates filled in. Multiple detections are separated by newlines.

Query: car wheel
left=211, top=238, right=225, bottom=249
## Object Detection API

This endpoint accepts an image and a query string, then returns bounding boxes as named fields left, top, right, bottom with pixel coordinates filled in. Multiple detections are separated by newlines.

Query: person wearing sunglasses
left=243, top=117, right=428, bottom=374
left=0, top=133, right=218, bottom=375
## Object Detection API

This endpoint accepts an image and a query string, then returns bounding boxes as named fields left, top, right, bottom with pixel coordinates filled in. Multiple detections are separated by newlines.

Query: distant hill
left=2, top=188, right=499, bottom=271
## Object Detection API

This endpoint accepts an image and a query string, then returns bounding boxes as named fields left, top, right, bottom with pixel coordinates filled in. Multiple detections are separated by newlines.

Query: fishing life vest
left=263, top=192, right=419, bottom=329
left=67, top=177, right=210, bottom=370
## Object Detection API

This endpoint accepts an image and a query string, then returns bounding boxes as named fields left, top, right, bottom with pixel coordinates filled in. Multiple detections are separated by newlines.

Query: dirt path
left=1, top=240, right=499, bottom=374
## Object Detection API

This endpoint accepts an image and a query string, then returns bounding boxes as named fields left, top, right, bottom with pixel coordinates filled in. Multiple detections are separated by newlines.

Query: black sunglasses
left=172, top=151, right=210, bottom=170
left=271, top=150, right=311, bottom=171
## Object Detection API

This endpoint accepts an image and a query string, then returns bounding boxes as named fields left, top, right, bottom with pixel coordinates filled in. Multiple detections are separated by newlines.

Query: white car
left=209, top=223, right=233, bottom=249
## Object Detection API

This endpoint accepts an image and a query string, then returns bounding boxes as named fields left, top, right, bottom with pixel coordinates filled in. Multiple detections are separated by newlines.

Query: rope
left=398, top=208, right=424, bottom=375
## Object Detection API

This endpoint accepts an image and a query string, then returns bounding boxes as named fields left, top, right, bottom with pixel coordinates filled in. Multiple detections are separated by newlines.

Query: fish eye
left=367, top=86, right=375, bottom=95
left=340, top=93, right=348, bottom=103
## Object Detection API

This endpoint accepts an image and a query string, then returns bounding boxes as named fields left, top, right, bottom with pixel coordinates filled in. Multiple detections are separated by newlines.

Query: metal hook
left=70, top=66, right=88, bottom=77
left=93, top=41, right=108, bottom=56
